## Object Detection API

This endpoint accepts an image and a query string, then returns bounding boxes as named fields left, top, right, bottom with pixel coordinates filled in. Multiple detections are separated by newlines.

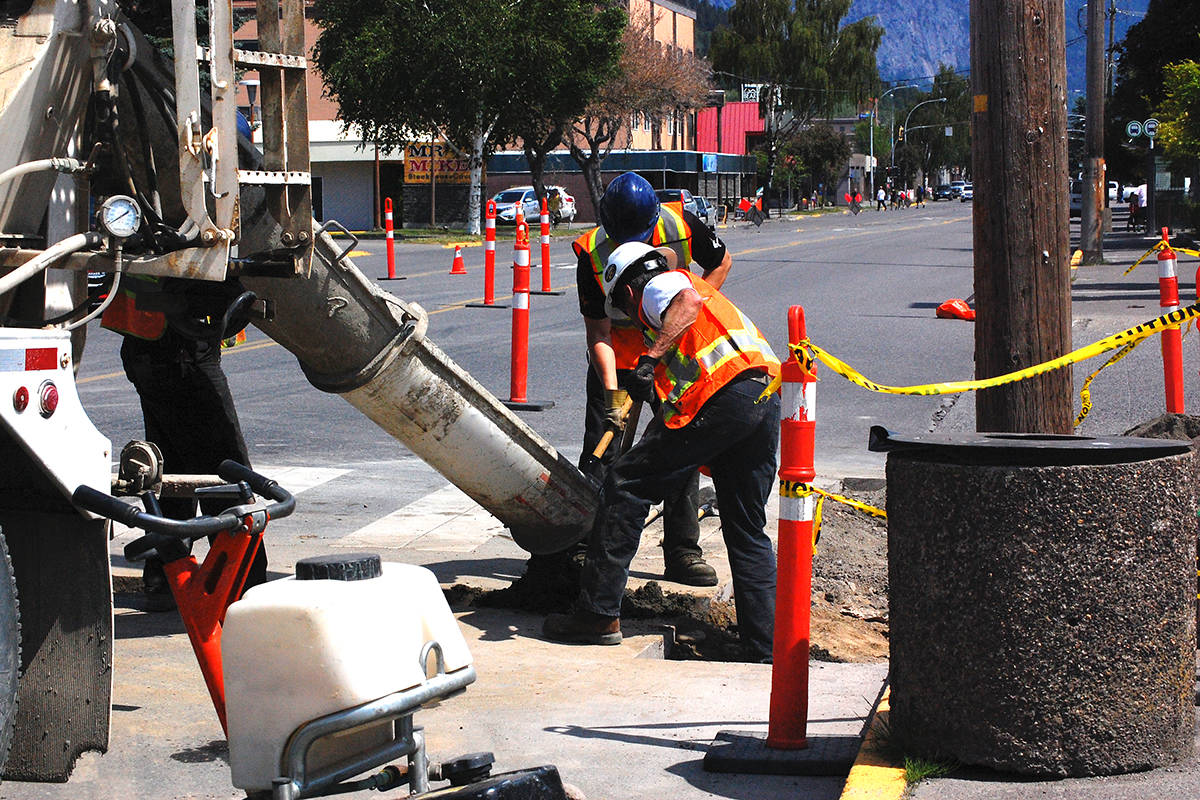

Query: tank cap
left=295, top=553, right=382, bottom=581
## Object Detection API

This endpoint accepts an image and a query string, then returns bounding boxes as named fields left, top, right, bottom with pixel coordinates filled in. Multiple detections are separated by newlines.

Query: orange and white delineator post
left=484, top=200, right=498, bottom=304
left=1158, top=227, right=1184, bottom=413
left=384, top=198, right=397, bottom=279
left=510, top=212, right=532, bottom=403
left=767, top=304, right=816, bottom=750
left=540, top=197, right=552, bottom=292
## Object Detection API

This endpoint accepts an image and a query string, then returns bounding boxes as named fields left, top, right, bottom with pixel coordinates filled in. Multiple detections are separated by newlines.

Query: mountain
left=695, top=1, right=1150, bottom=95
left=843, top=0, right=1149, bottom=94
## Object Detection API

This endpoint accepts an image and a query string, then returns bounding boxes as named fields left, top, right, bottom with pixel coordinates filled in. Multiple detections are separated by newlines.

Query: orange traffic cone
left=450, top=245, right=467, bottom=275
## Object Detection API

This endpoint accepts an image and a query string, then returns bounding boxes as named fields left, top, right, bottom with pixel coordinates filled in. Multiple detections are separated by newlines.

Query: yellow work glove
left=604, top=389, right=630, bottom=431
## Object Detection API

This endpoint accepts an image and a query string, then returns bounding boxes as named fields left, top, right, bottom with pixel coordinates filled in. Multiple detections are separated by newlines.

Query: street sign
left=1144, top=118, right=1159, bottom=138
left=1126, top=120, right=1142, bottom=138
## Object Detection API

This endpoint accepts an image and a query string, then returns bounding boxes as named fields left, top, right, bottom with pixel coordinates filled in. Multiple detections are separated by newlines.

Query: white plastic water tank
left=222, top=554, right=472, bottom=791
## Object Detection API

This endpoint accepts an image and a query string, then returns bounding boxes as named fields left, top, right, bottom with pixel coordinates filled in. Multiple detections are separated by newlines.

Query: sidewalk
left=59, top=477, right=888, bottom=800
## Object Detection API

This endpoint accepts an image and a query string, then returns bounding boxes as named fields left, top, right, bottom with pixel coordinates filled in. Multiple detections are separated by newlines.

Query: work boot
left=543, top=610, right=622, bottom=645
left=663, top=553, right=718, bottom=587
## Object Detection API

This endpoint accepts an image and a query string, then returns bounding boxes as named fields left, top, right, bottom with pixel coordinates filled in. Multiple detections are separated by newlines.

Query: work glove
left=604, top=389, right=630, bottom=432
left=627, top=355, right=659, bottom=404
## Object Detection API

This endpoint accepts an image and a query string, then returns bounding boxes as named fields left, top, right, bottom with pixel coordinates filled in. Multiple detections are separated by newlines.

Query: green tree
left=1108, top=0, right=1200, bottom=182
left=787, top=123, right=850, bottom=200
left=568, top=11, right=711, bottom=210
left=1156, top=60, right=1200, bottom=164
left=312, top=0, right=619, bottom=234
left=709, top=0, right=881, bottom=200
left=510, top=5, right=625, bottom=205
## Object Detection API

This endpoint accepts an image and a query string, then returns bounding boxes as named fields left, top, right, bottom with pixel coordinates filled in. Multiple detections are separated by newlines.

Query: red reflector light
left=38, top=382, right=58, bottom=417
left=13, top=387, right=28, bottom=413
left=25, top=348, right=57, bottom=371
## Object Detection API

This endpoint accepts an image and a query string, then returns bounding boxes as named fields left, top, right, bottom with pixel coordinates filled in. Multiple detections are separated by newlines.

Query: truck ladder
left=173, top=0, right=312, bottom=273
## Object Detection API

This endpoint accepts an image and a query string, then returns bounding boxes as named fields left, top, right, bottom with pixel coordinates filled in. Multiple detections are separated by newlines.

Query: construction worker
left=544, top=242, right=781, bottom=662
left=103, top=277, right=267, bottom=611
left=572, top=171, right=732, bottom=586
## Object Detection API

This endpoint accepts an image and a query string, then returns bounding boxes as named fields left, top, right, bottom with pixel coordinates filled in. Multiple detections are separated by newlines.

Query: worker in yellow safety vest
left=568, top=171, right=732, bottom=587
left=545, top=241, right=781, bottom=662
left=102, top=275, right=266, bottom=611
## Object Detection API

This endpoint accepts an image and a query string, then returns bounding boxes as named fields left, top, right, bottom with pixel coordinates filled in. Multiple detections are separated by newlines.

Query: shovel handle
left=591, top=396, right=635, bottom=460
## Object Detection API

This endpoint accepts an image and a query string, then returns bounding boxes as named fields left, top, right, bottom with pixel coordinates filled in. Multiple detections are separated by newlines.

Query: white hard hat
left=603, top=242, right=668, bottom=318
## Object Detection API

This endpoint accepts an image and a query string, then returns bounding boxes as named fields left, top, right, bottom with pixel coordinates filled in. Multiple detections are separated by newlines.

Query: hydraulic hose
left=0, top=158, right=85, bottom=193
left=0, top=232, right=104, bottom=297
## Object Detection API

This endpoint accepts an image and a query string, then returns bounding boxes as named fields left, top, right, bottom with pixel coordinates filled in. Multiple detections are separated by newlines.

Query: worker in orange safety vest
left=545, top=241, right=781, bottom=662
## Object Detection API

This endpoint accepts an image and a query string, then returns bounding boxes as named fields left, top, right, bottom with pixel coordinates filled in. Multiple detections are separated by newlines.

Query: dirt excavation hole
left=444, top=480, right=891, bottom=664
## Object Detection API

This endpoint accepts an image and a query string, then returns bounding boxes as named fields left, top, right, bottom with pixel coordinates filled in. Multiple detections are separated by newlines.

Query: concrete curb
left=839, top=684, right=907, bottom=800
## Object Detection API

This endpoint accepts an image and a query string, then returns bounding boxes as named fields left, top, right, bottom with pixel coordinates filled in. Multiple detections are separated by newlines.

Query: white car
left=491, top=185, right=576, bottom=224
left=959, top=184, right=974, bottom=201
left=950, top=180, right=967, bottom=198
left=491, top=187, right=540, bottom=224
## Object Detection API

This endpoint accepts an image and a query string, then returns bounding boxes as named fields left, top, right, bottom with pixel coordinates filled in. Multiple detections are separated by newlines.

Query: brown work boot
left=664, top=553, right=718, bottom=587
left=543, top=610, right=622, bottom=645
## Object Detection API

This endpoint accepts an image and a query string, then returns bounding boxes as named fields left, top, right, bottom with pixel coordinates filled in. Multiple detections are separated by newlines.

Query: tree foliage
left=708, top=0, right=881, bottom=197
left=568, top=9, right=712, bottom=210
left=1108, top=0, right=1200, bottom=180
left=895, top=65, right=970, bottom=184
left=785, top=123, right=850, bottom=196
left=312, top=0, right=621, bottom=233
left=1156, top=60, right=1200, bottom=165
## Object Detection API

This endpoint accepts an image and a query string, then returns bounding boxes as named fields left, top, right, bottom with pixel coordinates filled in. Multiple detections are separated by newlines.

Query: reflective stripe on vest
left=573, top=207, right=693, bottom=369
left=641, top=271, right=780, bottom=428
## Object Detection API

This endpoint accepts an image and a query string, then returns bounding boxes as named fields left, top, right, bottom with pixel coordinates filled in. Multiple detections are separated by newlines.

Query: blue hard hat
left=598, top=172, right=660, bottom=244
left=236, top=111, right=253, bottom=141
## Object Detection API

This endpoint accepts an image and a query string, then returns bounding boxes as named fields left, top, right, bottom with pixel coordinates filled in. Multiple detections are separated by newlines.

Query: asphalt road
left=75, top=201, right=1197, bottom=546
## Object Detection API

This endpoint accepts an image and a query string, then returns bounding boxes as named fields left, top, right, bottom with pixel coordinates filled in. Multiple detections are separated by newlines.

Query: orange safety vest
left=639, top=271, right=780, bottom=428
left=573, top=204, right=693, bottom=370
left=100, top=275, right=167, bottom=340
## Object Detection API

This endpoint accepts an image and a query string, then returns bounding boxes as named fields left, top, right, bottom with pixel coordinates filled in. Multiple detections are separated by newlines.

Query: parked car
left=950, top=180, right=967, bottom=198
left=655, top=188, right=700, bottom=219
left=491, top=186, right=540, bottom=224
left=932, top=184, right=955, bottom=201
left=692, top=195, right=712, bottom=227
left=1069, top=179, right=1082, bottom=217
left=959, top=184, right=974, bottom=202
left=1108, top=181, right=1119, bottom=205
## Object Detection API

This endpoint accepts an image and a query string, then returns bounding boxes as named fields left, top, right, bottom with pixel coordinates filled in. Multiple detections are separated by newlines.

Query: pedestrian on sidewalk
left=544, top=241, right=781, bottom=662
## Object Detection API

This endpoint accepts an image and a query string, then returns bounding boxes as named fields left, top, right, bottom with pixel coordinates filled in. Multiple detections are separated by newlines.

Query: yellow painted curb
left=445, top=241, right=482, bottom=249
left=840, top=687, right=907, bottom=800
left=346, top=250, right=371, bottom=257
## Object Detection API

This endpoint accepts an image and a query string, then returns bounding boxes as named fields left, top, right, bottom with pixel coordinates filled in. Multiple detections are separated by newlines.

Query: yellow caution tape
left=1074, top=340, right=1139, bottom=426
left=780, top=480, right=887, bottom=553
left=1123, top=240, right=1200, bottom=276
left=792, top=302, right=1200, bottom=398
left=1123, top=241, right=1166, bottom=276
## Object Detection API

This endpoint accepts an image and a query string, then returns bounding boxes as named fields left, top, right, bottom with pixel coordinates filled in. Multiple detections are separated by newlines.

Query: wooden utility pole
left=971, top=0, right=1074, bottom=433
left=1081, top=0, right=1106, bottom=263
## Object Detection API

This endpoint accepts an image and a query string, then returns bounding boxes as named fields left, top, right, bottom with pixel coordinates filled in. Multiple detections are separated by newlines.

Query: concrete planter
left=884, top=433, right=1196, bottom=777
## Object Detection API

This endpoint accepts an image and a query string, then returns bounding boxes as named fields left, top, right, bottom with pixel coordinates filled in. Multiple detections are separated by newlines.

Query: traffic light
left=897, top=126, right=904, bottom=142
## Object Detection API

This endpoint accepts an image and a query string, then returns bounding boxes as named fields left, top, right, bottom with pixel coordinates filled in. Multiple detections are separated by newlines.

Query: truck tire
left=0, top=530, right=20, bottom=774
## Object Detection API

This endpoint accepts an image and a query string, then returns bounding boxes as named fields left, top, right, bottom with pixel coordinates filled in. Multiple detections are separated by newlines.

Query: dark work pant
left=121, top=330, right=267, bottom=587
left=582, top=366, right=701, bottom=561
left=578, top=373, right=780, bottom=660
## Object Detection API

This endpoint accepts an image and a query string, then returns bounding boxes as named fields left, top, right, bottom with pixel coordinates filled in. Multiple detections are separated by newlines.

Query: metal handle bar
left=71, top=460, right=295, bottom=538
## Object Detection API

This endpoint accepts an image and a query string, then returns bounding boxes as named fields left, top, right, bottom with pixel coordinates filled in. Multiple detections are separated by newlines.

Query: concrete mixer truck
left=0, top=0, right=596, bottom=793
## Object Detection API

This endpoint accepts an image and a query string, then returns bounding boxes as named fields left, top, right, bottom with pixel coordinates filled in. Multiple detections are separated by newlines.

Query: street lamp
left=870, top=84, right=917, bottom=195
left=894, top=97, right=948, bottom=184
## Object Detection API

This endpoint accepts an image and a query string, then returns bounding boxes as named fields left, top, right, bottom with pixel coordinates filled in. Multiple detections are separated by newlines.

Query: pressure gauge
left=97, top=195, right=142, bottom=240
